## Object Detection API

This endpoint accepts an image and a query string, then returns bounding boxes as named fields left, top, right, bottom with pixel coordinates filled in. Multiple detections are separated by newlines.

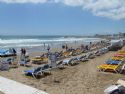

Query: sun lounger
left=98, top=64, right=121, bottom=73
left=118, top=50, right=125, bottom=53
left=19, top=60, right=32, bottom=67
left=69, top=57, right=80, bottom=66
left=24, top=64, right=51, bottom=78
left=118, top=64, right=125, bottom=74
left=111, top=56, right=124, bottom=61
left=94, top=50, right=101, bottom=56
left=86, top=52, right=95, bottom=59
left=60, top=58, right=78, bottom=66
left=31, top=57, right=48, bottom=65
left=62, top=59, right=72, bottom=65
left=117, top=52, right=125, bottom=54
left=105, top=60, right=121, bottom=65
left=62, top=51, right=72, bottom=58
left=114, top=54, right=125, bottom=57
left=56, top=61, right=65, bottom=69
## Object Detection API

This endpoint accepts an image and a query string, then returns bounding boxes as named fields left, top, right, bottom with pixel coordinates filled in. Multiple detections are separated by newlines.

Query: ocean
left=0, top=35, right=102, bottom=53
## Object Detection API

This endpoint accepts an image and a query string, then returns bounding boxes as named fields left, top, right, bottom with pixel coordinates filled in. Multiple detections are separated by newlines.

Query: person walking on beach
left=20, top=48, right=26, bottom=61
left=81, top=44, right=85, bottom=52
left=20, top=48, right=23, bottom=60
left=65, top=44, right=68, bottom=51
left=47, top=45, right=50, bottom=53
left=23, top=48, right=26, bottom=56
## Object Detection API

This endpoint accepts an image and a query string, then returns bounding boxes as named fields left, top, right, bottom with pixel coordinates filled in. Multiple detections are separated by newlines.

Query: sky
left=0, top=0, right=125, bottom=36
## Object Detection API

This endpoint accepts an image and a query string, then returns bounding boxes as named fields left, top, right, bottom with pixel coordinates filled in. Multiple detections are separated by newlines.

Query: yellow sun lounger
left=111, top=56, right=124, bottom=61
left=63, top=52, right=72, bottom=57
left=31, top=58, right=43, bottom=61
left=31, top=57, right=48, bottom=61
left=31, top=57, right=48, bottom=64
left=42, top=58, right=48, bottom=62
left=118, top=50, right=125, bottom=53
left=117, top=52, right=125, bottom=55
left=98, top=64, right=120, bottom=73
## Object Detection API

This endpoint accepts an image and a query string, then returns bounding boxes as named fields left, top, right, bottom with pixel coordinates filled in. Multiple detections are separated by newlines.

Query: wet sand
left=0, top=47, right=125, bottom=94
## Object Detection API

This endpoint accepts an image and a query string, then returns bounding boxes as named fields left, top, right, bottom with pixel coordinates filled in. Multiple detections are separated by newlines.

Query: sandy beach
left=0, top=0, right=125, bottom=93
left=0, top=45, right=125, bottom=94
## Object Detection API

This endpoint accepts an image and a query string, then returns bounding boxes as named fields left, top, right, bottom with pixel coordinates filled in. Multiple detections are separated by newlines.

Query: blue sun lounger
left=105, top=60, right=121, bottom=65
left=24, top=64, right=51, bottom=78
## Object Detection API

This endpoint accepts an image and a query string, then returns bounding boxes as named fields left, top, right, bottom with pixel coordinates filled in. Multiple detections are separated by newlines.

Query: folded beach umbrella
left=106, top=60, right=120, bottom=65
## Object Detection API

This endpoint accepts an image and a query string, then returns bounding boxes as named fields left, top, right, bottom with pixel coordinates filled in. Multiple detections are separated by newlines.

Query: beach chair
left=114, top=54, right=125, bottom=57
left=31, top=57, right=48, bottom=64
left=94, top=50, right=101, bottom=56
left=75, top=48, right=82, bottom=55
left=118, top=50, right=125, bottom=53
left=69, top=57, right=80, bottom=66
left=98, top=64, right=121, bottom=73
left=62, top=59, right=72, bottom=65
left=24, top=64, right=51, bottom=78
left=111, top=56, right=124, bottom=61
left=86, top=52, right=95, bottom=59
left=56, top=61, right=65, bottom=69
left=79, top=55, right=89, bottom=62
left=119, top=64, right=125, bottom=74
left=105, top=60, right=121, bottom=65
left=63, top=51, right=72, bottom=58
left=117, top=53, right=125, bottom=55
left=19, top=60, right=32, bottom=67
left=5, top=58, right=18, bottom=68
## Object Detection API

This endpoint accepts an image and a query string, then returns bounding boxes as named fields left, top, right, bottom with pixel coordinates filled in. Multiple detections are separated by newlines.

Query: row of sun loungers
left=0, top=46, right=109, bottom=79
left=23, top=47, right=109, bottom=78
left=98, top=50, right=125, bottom=73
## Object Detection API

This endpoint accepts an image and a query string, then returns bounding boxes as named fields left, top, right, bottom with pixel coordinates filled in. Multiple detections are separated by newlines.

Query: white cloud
left=82, top=0, right=125, bottom=20
left=0, top=0, right=125, bottom=20
left=0, top=0, right=47, bottom=4
left=55, top=0, right=84, bottom=6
